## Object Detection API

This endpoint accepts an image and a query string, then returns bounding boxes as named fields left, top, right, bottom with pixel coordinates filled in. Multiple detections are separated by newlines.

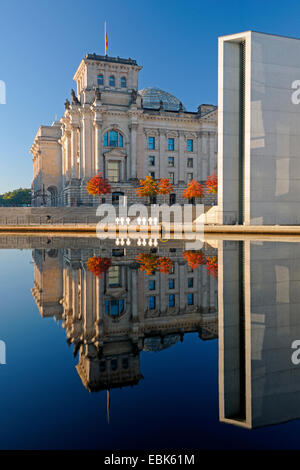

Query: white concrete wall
left=219, top=31, right=300, bottom=225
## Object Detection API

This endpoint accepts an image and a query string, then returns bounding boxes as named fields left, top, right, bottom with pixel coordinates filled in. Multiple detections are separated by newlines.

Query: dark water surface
left=1, top=236, right=300, bottom=449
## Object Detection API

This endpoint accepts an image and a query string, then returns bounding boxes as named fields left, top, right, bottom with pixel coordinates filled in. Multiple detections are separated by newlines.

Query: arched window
left=109, top=75, right=115, bottom=86
left=104, top=130, right=124, bottom=147
left=121, top=77, right=126, bottom=88
left=97, top=74, right=104, bottom=85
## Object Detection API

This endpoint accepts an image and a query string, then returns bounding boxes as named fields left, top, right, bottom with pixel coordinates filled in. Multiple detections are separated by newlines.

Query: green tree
left=0, top=188, right=31, bottom=206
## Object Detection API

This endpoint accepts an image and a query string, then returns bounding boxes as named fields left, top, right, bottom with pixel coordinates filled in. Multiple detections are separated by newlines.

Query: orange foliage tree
left=183, top=250, right=206, bottom=270
left=157, top=256, right=174, bottom=274
left=136, top=253, right=174, bottom=275
left=86, top=172, right=111, bottom=202
left=205, top=171, right=218, bottom=194
left=136, top=253, right=159, bottom=275
left=182, top=179, right=204, bottom=203
left=158, top=178, right=174, bottom=203
left=206, top=256, right=218, bottom=279
left=136, top=175, right=158, bottom=203
left=87, top=256, right=112, bottom=278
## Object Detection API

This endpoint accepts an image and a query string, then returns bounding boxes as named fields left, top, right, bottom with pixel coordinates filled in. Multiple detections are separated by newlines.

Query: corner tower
left=73, top=54, right=142, bottom=106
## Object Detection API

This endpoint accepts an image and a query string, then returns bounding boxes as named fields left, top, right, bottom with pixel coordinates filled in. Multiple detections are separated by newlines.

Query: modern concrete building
left=31, top=54, right=217, bottom=207
left=218, top=31, right=300, bottom=225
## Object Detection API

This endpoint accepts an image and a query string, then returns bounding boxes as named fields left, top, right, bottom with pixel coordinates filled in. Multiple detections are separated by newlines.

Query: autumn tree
left=182, top=179, right=204, bottom=204
left=86, top=172, right=111, bottom=203
left=87, top=256, right=112, bottom=278
left=205, top=171, right=218, bottom=194
left=183, top=250, right=206, bottom=270
left=158, top=178, right=174, bottom=203
left=136, top=175, right=158, bottom=203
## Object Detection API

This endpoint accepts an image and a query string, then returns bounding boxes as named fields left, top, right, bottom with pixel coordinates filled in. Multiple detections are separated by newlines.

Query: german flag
left=105, top=22, right=108, bottom=55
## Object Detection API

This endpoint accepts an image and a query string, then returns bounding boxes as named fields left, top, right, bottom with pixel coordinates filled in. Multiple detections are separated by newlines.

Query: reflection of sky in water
left=1, top=244, right=300, bottom=449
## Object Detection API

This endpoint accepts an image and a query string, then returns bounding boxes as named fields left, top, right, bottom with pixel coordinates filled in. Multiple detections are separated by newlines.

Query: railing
left=0, top=215, right=101, bottom=226
left=0, top=211, right=238, bottom=226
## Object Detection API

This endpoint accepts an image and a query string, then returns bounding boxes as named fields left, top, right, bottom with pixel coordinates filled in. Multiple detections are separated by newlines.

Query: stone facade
left=31, top=53, right=217, bottom=207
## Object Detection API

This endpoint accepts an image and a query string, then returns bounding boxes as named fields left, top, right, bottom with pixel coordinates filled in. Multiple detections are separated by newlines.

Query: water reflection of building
left=31, top=248, right=63, bottom=318
left=219, top=240, right=300, bottom=429
left=31, top=241, right=218, bottom=393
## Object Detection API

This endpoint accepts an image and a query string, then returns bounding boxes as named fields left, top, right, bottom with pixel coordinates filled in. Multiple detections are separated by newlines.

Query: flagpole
left=105, top=21, right=107, bottom=56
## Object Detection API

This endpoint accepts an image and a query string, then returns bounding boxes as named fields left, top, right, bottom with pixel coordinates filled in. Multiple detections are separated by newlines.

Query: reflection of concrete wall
left=220, top=240, right=300, bottom=428
left=219, top=31, right=300, bottom=225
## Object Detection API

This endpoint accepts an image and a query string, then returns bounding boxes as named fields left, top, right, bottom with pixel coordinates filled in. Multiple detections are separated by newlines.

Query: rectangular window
left=187, top=158, right=193, bottom=168
left=148, top=137, right=155, bottom=150
left=107, top=161, right=120, bottom=182
left=149, top=280, right=155, bottom=291
left=188, top=278, right=194, bottom=288
left=112, top=248, right=124, bottom=257
left=187, top=265, right=193, bottom=273
left=169, top=264, right=175, bottom=274
left=187, top=139, right=193, bottom=152
left=187, top=173, right=193, bottom=183
left=169, top=294, right=175, bottom=307
left=168, top=138, right=174, bottom=151
left=149, top=296, right=156, bottom=309
left=150, top=171, right=155, bottom=179
left=168, top=156, right=174, bottom=167
left=168, top=172, right=174, bottom=184
left=149, top=155, right=155, bottom=166
left=108, top=266, right=120, bottom=287
left=169, top=193, right=176, bottom=205
left=169, top=279, right=175, bottom=289
left=187, top=293, right=194, bottom=305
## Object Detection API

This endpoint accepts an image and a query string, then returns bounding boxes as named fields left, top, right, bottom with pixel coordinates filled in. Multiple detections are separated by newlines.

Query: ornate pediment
left=103, top=148, right=127, bottom=158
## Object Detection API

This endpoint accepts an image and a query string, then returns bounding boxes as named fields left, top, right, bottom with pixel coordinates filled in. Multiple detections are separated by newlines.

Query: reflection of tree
left=87, top=256, right=112, bottom=278
left=183, top=250, right=206, bottom=269
left=136, top=253, right=173, bottom=275
left=206, top=256, right=218, bottom=279
left=157, top=256, right=174, bottom=274
left=183, top=251, right=218, bottom=278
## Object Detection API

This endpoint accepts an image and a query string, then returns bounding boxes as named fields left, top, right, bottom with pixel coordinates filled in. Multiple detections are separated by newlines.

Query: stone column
left=72, top=267, right=78, bottom=320
left=82, top=112, right=92, bottom=179
left=158, top=130, right=165, bottom=179
left=94, top=120, right=102, bottom=174
left=178, top=131, right=185, bottom=184
left=201, top=132, right=208, bottom=181
left=130, top=122, right=138, bottom=180
left=71, top=126, right=78, bottom=179
left=131, top=268, right=138, bottom=320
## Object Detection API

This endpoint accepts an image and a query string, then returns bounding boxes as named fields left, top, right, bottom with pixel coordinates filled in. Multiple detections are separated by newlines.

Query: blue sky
left=0, top=0, right=299, bottom=193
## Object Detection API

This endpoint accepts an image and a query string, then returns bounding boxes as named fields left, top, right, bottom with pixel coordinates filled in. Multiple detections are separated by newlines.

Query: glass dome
left=143, top=334, right=180, bottom=352
left=139, top=87, right=186, bottom=111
